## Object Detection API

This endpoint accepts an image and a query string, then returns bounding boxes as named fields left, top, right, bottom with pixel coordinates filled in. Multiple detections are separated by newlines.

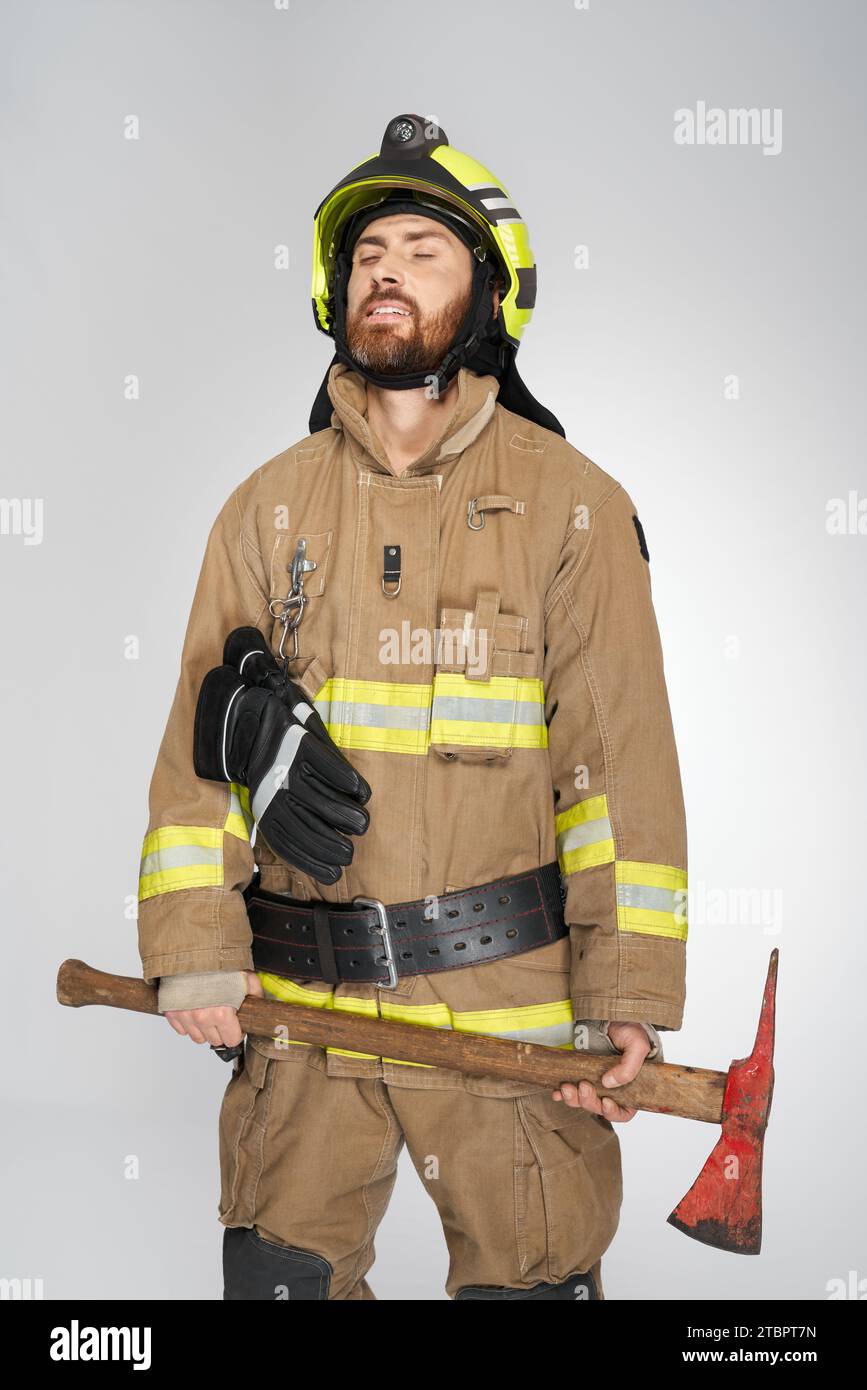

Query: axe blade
left=668, top=948, right=777, bottom=1255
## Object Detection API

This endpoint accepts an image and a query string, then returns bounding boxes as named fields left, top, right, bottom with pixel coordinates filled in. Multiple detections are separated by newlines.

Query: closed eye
left=358, top=252, right=437, bottom=264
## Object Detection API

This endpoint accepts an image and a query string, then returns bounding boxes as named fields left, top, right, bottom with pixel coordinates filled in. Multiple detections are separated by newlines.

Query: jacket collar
left=326, top=362, right=500, bottom=477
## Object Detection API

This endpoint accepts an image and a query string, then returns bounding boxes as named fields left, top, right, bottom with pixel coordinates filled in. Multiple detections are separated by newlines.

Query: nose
left=370, top=253, right=403, bottom=289
left=372, top=268, right=401, bottom=289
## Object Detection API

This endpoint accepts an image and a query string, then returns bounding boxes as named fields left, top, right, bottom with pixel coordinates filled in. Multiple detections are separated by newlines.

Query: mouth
left=365, top=302, right=413, bottom=322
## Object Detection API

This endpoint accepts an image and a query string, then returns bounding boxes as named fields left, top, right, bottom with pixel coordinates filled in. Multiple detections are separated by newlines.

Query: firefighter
left=139, top=114, right=688, bottom=1300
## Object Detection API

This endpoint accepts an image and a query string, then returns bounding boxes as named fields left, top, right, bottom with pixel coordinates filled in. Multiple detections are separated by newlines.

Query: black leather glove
left=194, top=664, right=370, bottom=885
left=222, top=627, right=354, bottom=760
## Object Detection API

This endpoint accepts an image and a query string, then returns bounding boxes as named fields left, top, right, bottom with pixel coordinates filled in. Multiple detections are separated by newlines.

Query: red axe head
left=668, top=949, right=777, bottom=1254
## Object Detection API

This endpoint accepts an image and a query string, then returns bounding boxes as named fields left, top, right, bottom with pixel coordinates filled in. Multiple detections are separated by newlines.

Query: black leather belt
left=245, top=862, right=568, bottom=988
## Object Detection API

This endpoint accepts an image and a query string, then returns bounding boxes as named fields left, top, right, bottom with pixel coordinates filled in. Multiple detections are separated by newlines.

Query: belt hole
left=447, top=909, right=460, bottom=918
left=454, top=941, right=467, bottom=951
left=473, top=902, right=484, bottom=912
left=479, top=935, right=492, bottom=945
left=344, top=927, right=354, bottom=935
left=400, top=951, right=413, bottom=960
left=498, top=894, right=510, bottom=904
left=428, top=946, right=441, bottom=956
left=395, top=918, right=406, bottom=927
left=505, top=928, right=518, bottom=939
left=307, top=955, right=316, bottom=963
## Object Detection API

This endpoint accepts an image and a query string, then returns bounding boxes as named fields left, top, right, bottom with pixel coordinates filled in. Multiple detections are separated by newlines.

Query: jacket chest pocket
left=268, top=530, right=333, bottom=662
left=430, top=588, right=546, bottom=762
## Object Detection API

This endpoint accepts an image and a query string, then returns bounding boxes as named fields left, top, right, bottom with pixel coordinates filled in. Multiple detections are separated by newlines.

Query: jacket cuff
left=573, top=1019, right=620, bottom=1057
left=574, top=1018, right=664, bottom=1062
left=138, top=883, right=254, bottom=987
left=157, top=969, right=249, bottom=1014
left=571, top=992, right=683, bottom=1031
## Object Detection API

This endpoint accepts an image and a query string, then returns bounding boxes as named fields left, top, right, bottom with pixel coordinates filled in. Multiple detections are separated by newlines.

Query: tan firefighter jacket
left=137, top=362, right=688, bottom=1093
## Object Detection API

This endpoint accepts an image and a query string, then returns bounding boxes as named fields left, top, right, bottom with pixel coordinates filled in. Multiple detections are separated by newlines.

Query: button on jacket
left=137, top=362, right=688, bottom=1091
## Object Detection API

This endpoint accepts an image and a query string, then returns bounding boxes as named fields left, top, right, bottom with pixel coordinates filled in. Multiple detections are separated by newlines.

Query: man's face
left=344, top=212, right=479, bottom=377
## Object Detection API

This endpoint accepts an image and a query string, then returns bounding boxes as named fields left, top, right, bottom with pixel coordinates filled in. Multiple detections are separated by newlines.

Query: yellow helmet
left=312, top=113, right=537, bottom=353
left=308, top=114, right=563, bottom=437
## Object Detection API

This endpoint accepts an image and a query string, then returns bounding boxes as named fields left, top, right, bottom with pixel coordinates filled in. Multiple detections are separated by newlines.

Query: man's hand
left=163, top=970, right=264, bottom=1048
left=551, top=1021, right=651, bottom=1123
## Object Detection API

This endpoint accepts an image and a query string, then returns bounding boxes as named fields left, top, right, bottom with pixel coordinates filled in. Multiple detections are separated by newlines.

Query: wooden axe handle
left=56, top=959, right=726, bottom=1123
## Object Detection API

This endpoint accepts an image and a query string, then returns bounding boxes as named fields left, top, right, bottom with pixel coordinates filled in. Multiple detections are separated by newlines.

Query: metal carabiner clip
left=467, top=498, right=485, bottom=530
left=268, top=538, right=317, bottom=663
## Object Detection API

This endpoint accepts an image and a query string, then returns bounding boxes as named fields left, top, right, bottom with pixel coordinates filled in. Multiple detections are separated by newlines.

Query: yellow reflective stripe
left=615, top=860, right=688, bottom=941
left=141, top=825, right=222, bottom=856
left=316, top=677, right=431, bottom=755
left=554, top=794, right=608, bottom=833
left=325, top=724, right=430, bottom=755
left=430, top=672, right=547, bottom=749
left=138, top=825, right=226, bottom=902
left=139, top=865, right=222, bottom=899
left=555, top=794, right=616, bottom=875
left=258, top=973, right=335, bottom=1008
left=313, top=674, right=548, bottom=754
left=561, top=840, right=616, bottom=873
left=256, top=972, right=573, bottom=1066
left=257, top=972, right=381, bottom=1059
left=224, top=783, right=254, bottom=841
left=138, top=791, right=257, bottom=902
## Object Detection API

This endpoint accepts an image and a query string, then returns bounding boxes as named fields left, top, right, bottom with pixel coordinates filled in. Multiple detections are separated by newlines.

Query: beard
left=345, top=282, right=474, bottom=377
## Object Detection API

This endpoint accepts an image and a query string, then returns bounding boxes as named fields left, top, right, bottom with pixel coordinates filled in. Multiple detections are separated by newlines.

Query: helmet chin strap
left=330, top=251, right=506, bottom=395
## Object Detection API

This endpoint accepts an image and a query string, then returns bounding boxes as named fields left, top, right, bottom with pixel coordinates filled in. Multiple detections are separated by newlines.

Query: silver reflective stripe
left=431, top=694, right=517, bottom=723
left=228, top=786, right=253, bottom=832
left=251, top=725, right=306, bottom=822
left=139, top=844, right=222, bottom=876
left=510, top=701, right=545, bottom=727
left=557, top=815, right=613, bottom=854
left=616, top=882, right=681, bottom=915
left=402, top=1018, right=574, bottom=1048
left=315, top=697, right=430, bottom=732
left=292, top=701, right=314, bottom=724
left=483, top=1020, right=575, bottom=1048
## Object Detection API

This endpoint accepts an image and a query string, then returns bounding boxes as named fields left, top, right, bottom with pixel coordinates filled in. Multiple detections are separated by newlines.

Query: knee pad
left=223, top=1225, right=332, bottom=1300
left=455, top=1269, right=599, bottom=1301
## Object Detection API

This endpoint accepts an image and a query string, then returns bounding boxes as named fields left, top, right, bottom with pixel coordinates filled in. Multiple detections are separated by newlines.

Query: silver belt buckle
left=353, top=896, right=398, bottom=989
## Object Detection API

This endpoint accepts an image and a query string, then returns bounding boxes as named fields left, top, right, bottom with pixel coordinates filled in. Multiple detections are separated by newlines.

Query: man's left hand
left=551, top=1021, right=650, bottom=1123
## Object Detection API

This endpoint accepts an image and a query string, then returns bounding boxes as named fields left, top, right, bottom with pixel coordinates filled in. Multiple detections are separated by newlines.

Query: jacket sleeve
left=543, top=481, right=688, bottom=1031
left=136, top=482, right=272, bottom=986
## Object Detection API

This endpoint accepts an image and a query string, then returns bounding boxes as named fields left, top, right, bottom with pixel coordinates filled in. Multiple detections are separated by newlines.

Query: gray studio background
left=2, top=0, right=864, bottom=1300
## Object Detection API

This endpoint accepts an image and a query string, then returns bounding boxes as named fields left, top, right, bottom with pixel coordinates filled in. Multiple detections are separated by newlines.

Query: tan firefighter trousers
left=217, top=1035, right=621, bottom=1300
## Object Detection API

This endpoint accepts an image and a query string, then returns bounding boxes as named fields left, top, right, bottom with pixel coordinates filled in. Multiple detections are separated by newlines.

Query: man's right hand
left=159, top=969, right=264, bottom=1048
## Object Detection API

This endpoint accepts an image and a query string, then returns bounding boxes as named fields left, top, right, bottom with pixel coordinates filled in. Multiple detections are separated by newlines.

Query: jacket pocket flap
left=271, top=530, right=333, bottom=599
